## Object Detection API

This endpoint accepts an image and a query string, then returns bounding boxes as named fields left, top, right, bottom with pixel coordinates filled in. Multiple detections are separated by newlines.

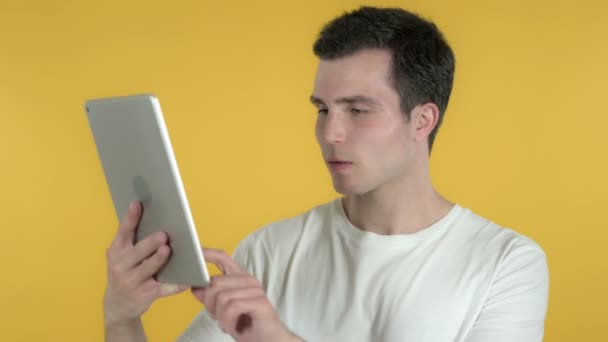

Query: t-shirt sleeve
left=464, top=235, right=550, bottom=342
left=175, top=235, right=258, bottom=342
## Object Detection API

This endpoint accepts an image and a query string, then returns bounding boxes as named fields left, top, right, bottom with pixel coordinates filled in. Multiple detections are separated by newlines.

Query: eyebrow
left=309, top=95, right=381, bottom=107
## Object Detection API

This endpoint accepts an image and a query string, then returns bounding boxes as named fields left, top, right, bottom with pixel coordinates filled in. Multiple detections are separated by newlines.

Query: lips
left=327, top=159, right=353, bottom=172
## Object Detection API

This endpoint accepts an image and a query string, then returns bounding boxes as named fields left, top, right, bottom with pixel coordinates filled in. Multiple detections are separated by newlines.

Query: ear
left=412, top=102, right=440, bottom=143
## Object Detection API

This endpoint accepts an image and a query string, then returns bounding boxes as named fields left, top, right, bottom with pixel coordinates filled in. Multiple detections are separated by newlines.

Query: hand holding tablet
left=86, top=94, right=210, bottom=287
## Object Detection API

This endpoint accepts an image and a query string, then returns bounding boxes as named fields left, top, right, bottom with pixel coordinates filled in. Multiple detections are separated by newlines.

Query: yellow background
left=1, top=0, right=606, bottom=341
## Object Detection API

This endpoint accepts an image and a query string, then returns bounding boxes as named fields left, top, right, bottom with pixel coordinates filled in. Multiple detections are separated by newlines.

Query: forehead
left=313, top=48, right=396, bottom=102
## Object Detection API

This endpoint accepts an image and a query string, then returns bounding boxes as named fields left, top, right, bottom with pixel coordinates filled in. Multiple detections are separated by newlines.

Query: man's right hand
left=103, top=201, right=188, bottom=327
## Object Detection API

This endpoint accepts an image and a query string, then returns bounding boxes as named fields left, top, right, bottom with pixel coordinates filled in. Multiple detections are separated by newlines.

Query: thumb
left=159, top=283, right=190, bottom=297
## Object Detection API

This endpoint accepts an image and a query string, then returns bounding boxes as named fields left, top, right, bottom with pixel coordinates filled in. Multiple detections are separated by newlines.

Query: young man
left=104, top=6, right=549, bottom=342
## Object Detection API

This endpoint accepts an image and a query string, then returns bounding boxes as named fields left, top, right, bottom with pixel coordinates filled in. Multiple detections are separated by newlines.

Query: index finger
left=203, top=248, right=247, bottom=275
left=113, top=201, right=142, bottom=248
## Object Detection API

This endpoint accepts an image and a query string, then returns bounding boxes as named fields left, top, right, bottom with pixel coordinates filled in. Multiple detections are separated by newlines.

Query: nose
left=317, top=112, right=346, bottom=145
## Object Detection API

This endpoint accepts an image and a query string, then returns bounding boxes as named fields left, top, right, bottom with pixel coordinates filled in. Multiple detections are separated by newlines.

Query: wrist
left=104, top=314, right=141, bottom=329
left=104, top=316, right=146, bottom=342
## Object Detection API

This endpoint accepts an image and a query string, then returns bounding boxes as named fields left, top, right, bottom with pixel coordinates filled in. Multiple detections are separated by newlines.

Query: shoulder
left=456, top=209, right=550, bottom=339
left=454, top=206, right=547, bottom=260
left=452, top=206, right=549, bottom=286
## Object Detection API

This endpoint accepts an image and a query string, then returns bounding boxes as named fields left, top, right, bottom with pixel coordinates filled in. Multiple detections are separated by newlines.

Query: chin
left=331, top=179, right=368, bottom=196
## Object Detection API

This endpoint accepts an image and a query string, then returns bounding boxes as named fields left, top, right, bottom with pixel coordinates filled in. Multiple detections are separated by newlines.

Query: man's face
left=312, top=48, right=417, bottom=195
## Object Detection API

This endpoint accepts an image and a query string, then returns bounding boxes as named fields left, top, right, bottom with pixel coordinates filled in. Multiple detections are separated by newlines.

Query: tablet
left=85, top=94, right=210, bottom=287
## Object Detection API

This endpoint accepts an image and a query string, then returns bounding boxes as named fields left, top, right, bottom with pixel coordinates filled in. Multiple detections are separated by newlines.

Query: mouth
left=327, top=159, right=353, bottom=172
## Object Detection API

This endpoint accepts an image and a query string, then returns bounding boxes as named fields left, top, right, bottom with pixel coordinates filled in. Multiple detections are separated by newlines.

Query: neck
left=342, top=162, right=453, bottom=235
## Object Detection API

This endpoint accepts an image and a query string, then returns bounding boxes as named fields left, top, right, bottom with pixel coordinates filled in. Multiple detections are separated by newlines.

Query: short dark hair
left=313, top=6, right=455, bottom=152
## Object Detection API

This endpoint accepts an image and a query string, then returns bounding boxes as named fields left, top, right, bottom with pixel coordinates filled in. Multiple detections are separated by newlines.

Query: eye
left=317, top=108, right=329, bottom=116
left=350, top=108, right=366, bottom=115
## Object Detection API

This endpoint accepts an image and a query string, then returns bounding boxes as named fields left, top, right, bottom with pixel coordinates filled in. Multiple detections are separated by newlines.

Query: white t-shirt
left=177, top=199, right=549, bottom=342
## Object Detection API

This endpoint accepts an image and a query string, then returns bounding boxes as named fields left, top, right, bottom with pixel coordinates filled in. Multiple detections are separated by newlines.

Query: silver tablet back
left=86, top=94, right=209, bottom=286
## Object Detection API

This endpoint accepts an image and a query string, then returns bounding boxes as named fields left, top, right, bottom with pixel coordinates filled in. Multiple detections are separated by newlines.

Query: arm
left=465, top=238, right=550, bottom=342
left=105, top=319, right=146, bottom=342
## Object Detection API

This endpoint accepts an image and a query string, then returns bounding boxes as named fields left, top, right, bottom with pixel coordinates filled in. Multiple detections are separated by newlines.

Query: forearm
left=105, top=318, right=147, bottom=342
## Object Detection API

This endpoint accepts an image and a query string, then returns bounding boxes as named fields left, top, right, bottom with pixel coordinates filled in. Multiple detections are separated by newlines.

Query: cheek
left=357, top=119, right=409, bottom=150
left=356, top=123, right=411, bottom=171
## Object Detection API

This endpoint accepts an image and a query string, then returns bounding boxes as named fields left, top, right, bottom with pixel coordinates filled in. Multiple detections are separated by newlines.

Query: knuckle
left=123, top=215, right=136, bottom=229
left=219, top=299, right=234, bottom=321
left=106, top=242, right=122, bottom=259
left=119, top=216, right=131, bottom=229
left=108, top=263, right=122, bottom=277
left=140, top=250, right=165, bottom=273
left=253, top=287, right=265, bottom=297
left=110, top=277, right=132, bottom=295
left=216, top=290, right=229, bottom=306
left=137, top=256, right=151, bottom=271
left=140, top=256, right=158, bottom=273
left=121, top=274, right=137, bottom=289
left=247, top=276, right=261, bottom=287
left=155, top=246, right=170, bottom=260
left=131, top=244, right=149, bottom=260
left=142, top=233, right=164, bottom=250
